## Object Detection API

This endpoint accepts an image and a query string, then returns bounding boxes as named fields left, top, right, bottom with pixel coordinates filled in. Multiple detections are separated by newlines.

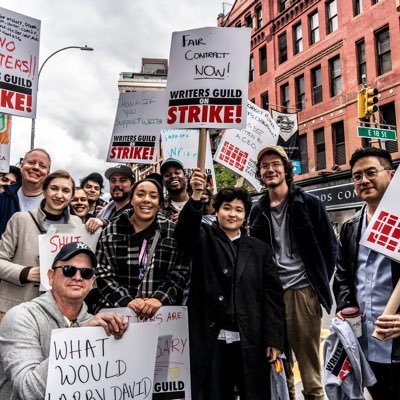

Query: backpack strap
left=28, top=211, right=46, bottom=234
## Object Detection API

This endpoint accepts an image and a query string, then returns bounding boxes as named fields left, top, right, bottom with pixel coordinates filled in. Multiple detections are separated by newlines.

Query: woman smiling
left=0, top=170, right=82, bottom=320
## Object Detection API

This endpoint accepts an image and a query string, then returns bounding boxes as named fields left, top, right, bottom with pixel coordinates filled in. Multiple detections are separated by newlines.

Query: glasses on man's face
left=52, top=265, right=95, bottom=280
left=260, top=162, right=283, bottom=171
left=351, top=167, right=391, bottom=184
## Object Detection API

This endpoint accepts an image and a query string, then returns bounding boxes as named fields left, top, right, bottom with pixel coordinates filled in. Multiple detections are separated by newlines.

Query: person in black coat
left=174, top=168, right=285, bottom=400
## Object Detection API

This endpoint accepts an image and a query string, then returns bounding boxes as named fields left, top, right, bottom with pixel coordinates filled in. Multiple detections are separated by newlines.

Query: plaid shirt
left=95, top=210, right=189, bottom=309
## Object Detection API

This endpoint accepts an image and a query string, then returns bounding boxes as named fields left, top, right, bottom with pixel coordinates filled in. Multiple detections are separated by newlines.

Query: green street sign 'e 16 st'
left=357, top=126, right=397, bottom=141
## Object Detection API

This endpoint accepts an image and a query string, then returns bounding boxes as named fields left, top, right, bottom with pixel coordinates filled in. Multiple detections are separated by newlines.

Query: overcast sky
left=2, top=0, right=226, bottom=185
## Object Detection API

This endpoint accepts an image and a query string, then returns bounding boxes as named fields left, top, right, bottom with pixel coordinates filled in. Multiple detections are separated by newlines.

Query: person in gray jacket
left=0, top=241, right=128, bottom=400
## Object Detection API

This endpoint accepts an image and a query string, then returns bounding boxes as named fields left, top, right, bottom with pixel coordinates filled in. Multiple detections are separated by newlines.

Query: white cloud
left=3, top=0, right=222, bottom=182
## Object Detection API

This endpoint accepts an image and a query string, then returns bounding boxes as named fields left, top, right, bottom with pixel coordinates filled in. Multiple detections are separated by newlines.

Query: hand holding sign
left=82, top=312, right=129, bottom=339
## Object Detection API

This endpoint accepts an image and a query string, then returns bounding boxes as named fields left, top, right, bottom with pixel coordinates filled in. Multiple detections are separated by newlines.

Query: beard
left=111, top=191, right=130, bottom=202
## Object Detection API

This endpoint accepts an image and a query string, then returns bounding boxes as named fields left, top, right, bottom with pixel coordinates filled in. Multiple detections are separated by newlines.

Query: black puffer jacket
left=249, top=184, right=337, bottom=313
left=333, top=205, right=400, bottom=361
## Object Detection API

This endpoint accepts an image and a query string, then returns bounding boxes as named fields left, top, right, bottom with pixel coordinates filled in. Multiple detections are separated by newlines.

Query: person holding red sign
left=174, top=168, right=284, bottom=400
left=0, top=169, right=82, bottom=321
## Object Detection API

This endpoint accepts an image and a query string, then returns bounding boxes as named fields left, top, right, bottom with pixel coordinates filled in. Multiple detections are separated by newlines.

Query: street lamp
left=30, top=45, right=94, bottom=150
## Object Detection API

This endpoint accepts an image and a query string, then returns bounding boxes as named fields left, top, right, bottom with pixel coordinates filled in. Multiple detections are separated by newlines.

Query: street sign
left=357, top=126, right=397, bottom=141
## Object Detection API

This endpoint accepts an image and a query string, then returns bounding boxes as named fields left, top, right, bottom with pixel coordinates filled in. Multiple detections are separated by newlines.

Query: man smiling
left=0, top=241, right=128, bottom=400
left=0, top=148, right=51, bottom=237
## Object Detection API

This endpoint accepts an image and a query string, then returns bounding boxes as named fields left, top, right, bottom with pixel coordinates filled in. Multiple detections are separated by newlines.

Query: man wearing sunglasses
left=0, top=241, right=128, bottom=400
left=333, top=147, right=399, bottom=399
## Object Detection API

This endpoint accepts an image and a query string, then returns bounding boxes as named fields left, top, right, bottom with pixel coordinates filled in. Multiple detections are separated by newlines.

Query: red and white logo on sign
left=367, top=211, right=400, bottom=253
left=218, top=141, right=248, bottom=172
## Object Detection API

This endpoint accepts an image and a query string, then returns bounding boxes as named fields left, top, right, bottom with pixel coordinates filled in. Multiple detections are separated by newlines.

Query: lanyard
left=137, top=230, right=161, bottom=281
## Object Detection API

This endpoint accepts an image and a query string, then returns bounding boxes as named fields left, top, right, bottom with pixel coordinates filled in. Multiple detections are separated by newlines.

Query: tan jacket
left=0, top=206, right=82, bottom=313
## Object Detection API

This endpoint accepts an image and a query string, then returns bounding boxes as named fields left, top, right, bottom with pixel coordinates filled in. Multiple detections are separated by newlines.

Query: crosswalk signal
left=365, top=87, right=378, bottom=117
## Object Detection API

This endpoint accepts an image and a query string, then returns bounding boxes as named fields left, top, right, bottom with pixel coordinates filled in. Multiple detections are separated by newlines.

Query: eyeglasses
left=52, top=265, right=95, bottom=280
left=260, top=162, right=283, bottom=170
left=351, top=167, right=391, bottom=184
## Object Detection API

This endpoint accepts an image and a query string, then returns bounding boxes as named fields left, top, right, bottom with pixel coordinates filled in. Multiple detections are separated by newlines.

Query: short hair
left=255, top=150, right=294, bottom=185
left=22, top=148, right=51, bottom=171
left=213, top=187, right=252, bottom=220
left=349, top=147, right=393, bottom=170
left=42, top=169, right=75, bottom=192
left=80, top=172, right=104, bottom=191
left=131, top=178, right=164, bottom=208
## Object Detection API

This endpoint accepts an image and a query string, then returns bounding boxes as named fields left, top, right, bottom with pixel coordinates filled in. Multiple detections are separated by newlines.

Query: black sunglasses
left=52, top=265, right=95, bottom=280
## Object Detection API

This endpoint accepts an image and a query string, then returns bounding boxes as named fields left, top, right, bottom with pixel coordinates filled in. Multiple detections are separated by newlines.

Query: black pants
left=200, top=340, right=245, bottom=400
left=367, top=361, right=400, bottom=400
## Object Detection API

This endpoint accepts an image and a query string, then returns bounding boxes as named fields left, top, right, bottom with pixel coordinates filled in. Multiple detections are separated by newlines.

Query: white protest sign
left=0, top=7, right=40, bottom=118
left=102, top=306, right=191, bottom=399
left=38, top=224, right=101, bottom=291
left=360, top=167, right=400, bottom=262
left=166, top=27, right=251, bottom=129
left=46, top=323, right=159, bottom=400
left=214, top=101, right=279, bottom=191
left=161, top=128, right=216, bottom=190
left=0, top=113, right=11, bottom=173
left=107, top=90, right=166, bottom=164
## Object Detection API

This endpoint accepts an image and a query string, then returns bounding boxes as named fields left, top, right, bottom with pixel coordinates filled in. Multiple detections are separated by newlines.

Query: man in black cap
left=160, top=158, right=189, bottom=222
left=97, top=164, right=135, bottom=221
left=0, top=241, right=128, bottom=399
left=80, top=172, right=107, bottom=217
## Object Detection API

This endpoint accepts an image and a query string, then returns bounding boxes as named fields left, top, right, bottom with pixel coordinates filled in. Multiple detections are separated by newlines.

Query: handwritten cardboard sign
left=0, top=113, right=11, bottom=173
left=0, top=7, right=40, bottom=118
left=214, top=101, right=279, bottom=190
left=107, top=90, right=166, bottom=164
left=161, top=128, right=216, bottom=190
left=102, top=306, right=192, bottom=399
left=360, top=167, right=400, bottom=262
left=45, top=323, right=159, bottom=400
left=38, top=224, right=101, bottom=291
left=165, top=27, right=251, bottom=129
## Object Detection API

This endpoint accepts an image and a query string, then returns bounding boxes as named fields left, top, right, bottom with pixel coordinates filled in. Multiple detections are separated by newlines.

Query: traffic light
left=357, top=87, right=378, bottom=119
left=365, top=87, right=378, bottom=117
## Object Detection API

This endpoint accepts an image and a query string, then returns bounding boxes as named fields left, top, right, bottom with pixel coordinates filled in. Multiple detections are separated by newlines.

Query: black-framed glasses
left=351, top=167, right=391, bottom=184
left=52, top=265, right=95, bottom=280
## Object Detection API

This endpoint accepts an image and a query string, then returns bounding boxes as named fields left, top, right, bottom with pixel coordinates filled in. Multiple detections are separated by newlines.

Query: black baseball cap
left=105, top=164, right=135, bottom=182
left=160, top=158, right=184, bottom=175
left=53, top=242, right=97, bottom=268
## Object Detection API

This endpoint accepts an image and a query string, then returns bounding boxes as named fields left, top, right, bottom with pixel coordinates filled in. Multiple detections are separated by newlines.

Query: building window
left=249, top=55, right=254, bottom=82
left=278, top=32, right=287, bottom=64
left=329, top=56, right=342, bottom=96
left=356, top=39, right=366, bottom=84
left=353, top=0, right=363, bottom=15
left=245, top=14, right=252, bottom=28
left=376, top=27, right=392, bottom=75
left=326, top=0, right=338, bottom=34
left=332, top=121, right=346, bottom=165
left=259, top=45, right=267, bottom=75
left=261, top=92, right=269, bottom=110
left=309, top=11, right=320, bottom=44
left=256, top=6, right=262, bottom=29
left=293, top=23, right=303, bottom=54
left=281, top=83, right=290, bottom=113
left=295, top=75, right=305, bottom=111
left=379, top=102, right=398, bottom=153
left=371, top=0, right=380, bottom=4
left=314, top=128, right=326, bottom=170
left=235, top=22, right=241, bottom=27
left=311, top=66, right=322, bottom=104
left=279, top=0, right=286, bottom=13
left=299, top=135, right=309, bottom=174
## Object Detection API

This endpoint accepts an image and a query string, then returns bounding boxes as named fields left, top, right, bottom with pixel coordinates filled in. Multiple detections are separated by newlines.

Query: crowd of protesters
left=0, top=145, right=399, bottom=400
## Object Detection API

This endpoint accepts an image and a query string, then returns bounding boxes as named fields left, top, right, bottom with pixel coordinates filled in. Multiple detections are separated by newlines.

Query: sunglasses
left=52, top=265, right=95, bottom=280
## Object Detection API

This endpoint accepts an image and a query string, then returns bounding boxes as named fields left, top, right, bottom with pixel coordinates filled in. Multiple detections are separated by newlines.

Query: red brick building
left=218, top=0, right=400, bottom=223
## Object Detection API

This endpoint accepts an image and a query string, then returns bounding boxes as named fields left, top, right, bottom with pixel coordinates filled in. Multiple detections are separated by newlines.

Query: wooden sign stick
left=197, top=128, right=208, bottom=170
